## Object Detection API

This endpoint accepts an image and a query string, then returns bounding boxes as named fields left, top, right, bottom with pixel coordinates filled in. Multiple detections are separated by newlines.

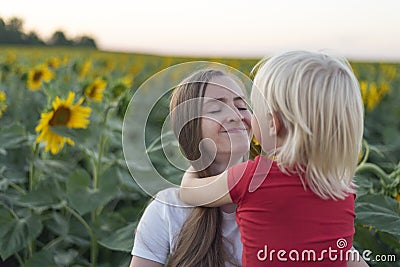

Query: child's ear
left=273, top=112, right=281, bottom=135
left=268, top=112, right=281, bottom=136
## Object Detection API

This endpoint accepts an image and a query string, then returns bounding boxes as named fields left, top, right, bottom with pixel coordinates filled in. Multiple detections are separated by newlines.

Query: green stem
left=28, top=241, right=33, bottom=258
left=92, top=105, right=113, bottom=192
left=28, top=143, right=39, bottom=258
left=93, top=134, right=106, bottom=190
left=43, top=236, right=63, bottom=250
left=0, top=203, right=19, bottom=220
left=9, top=182, right=26, bottom=195
left=14, top=252, right=24, bottom=266
left=91, top=157, right=98, bottom=194
left=65, top=205, right=97, bottom=267
left=91, top=133, right=106, bottom=224
left=91, top=105, right=113, bottom=220
left=29, top=143, right=38, bottom=192
left=356, top=162, right=391, bottom=185
left=389, top=162, right=400, bottom=179
left=360, top=139, right=369, bottom=165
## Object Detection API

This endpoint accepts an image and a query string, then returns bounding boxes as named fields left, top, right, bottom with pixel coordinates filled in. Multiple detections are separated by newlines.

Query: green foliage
left=349, top=62, right=400, bottom=264
left=353, top=141, right=400, bottom=266
left=98, top=223, right=137, bottom=252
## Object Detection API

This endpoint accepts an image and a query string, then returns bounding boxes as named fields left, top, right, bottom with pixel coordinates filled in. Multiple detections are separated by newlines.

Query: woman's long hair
left=166, top=69, right=240, bottom=267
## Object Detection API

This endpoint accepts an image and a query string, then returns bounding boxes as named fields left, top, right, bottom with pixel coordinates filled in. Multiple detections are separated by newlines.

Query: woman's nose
left=226, top=106, right=244, bottom=122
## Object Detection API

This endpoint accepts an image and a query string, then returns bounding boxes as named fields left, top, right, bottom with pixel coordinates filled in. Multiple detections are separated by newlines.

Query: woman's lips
left=221, top=128, right=248, bottom=134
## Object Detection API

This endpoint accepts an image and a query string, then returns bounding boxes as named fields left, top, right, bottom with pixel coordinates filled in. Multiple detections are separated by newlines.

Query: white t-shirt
left=131, top=188, right=242, bottom=266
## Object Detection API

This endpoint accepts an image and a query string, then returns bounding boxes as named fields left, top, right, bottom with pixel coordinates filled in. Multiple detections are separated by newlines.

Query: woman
left=130, top=69, right=252, bottom=266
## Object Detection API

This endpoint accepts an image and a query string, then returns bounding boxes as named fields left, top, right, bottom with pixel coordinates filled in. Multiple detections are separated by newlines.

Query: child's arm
left=179, top=167, right=233, bottom=207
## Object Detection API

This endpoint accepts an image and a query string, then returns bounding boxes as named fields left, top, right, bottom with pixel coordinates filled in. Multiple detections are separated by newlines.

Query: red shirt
left=228, top=156, right=355, bottom=266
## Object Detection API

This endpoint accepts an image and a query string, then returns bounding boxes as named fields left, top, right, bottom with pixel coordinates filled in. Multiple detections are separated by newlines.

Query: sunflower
left=84, top=77, right=107, bottom=102
left=6, top=51, right=17, bottom=64
left=252, top=136, right=260, bottom=146
left=78, top=60, right=91, bottom=78
left=0, top=91, right=7, bottom=118
left=35, top=92, right=91, bottom=154
left=359, top=81, right=391, bottom=111
left=47, top=57, right=61, bottom=68
left=121, top=75, right=133, bottom=88
left=27, top=64, right=54, bottom=91
left=110, top=76, right=132, bottom=100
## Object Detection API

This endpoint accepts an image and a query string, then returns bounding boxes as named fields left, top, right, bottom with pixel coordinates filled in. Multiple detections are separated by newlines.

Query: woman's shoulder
left=144, top=187, right=193, bottom=220
left=135, top=188, right=191, bottom=237
left=155, top=187, right=187, bottom=206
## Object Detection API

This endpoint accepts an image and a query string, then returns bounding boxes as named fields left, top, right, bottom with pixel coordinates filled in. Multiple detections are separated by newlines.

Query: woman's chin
left=217, top=146, right=249, bottom=159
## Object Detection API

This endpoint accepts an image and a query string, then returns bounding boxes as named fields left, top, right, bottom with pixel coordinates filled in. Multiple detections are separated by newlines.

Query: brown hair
left=167, top=69, right=240, bottom=267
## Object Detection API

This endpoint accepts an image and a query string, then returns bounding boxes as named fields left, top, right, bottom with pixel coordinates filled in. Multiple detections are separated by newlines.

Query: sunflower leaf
left=24, top=250, right=58, bottom=267
left=18, top=179, right=64, bottom=210
left=97, top=223, right=136, bottom=252
left=0, top=123, right=28, bottom=149
left=355, top=194, right=400, bottom=238
left=66, top=167, right=119, bottom=215
left=0, top=207, right=43, bottom=261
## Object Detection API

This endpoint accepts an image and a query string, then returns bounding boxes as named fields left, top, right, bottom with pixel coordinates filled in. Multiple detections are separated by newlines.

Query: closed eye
left=235, top=98, right=248, bottom=111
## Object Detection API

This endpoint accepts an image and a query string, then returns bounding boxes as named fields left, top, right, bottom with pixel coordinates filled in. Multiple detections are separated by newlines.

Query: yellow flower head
left=102, top=59, right=115, bottom=71
left=252, top=136, right=260, bottom=146
left=129, top=64, right=141, bottom=75
left=359, top=81, right=368, bottom=104
left=121, top=75, right=133, bottom=88
left=62, top=56, right=70, bottom=65
left=79, top=60, right=92, bottom=78
left=27, top=64, right=54, bottom=91
left=380, top=64, right=397, bottom=81
left=359, top=81, right=391, bottom=111
left=85, top=78, right=107, bottom=102
left=110, top=76, right=133, bottom=100
left=47, top=57, right=61, bottom=68
left=35, top=92, right=91, bottom=154
left=6, top=51, right=17, bottom=64
left=0, top=91, right=7, bottom=118
left=0, top=91, right=6, bottom=102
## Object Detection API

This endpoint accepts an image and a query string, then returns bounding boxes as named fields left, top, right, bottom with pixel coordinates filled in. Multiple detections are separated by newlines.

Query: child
left=180, top=51, right=365, bottom=266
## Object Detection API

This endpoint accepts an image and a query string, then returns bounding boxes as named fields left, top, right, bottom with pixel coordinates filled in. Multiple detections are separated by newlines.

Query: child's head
left=251, top=50, right=364, bottom=200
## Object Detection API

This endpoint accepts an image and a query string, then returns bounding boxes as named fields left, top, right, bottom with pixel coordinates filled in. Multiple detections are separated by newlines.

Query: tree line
left=0, top=17, right=97, bottom=48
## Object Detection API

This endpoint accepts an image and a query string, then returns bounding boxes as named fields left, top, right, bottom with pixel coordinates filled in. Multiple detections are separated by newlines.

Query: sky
left=1, top=0, right=400, bottom=61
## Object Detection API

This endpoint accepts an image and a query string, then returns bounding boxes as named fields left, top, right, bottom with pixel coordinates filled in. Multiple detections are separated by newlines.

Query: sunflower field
left=0, top=47, right=399, bottom=267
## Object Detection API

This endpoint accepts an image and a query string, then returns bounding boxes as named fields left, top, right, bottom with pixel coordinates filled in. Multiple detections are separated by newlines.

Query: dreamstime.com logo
left=257, top=238, right=397, bottom=263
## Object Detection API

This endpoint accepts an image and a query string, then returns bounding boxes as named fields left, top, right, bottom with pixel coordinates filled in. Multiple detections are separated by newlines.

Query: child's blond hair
left=251, top=50, right=364, bottom=200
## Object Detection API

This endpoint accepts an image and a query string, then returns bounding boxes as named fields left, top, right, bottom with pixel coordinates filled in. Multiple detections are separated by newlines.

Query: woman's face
left=200, top=75, right=251, bottom=164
